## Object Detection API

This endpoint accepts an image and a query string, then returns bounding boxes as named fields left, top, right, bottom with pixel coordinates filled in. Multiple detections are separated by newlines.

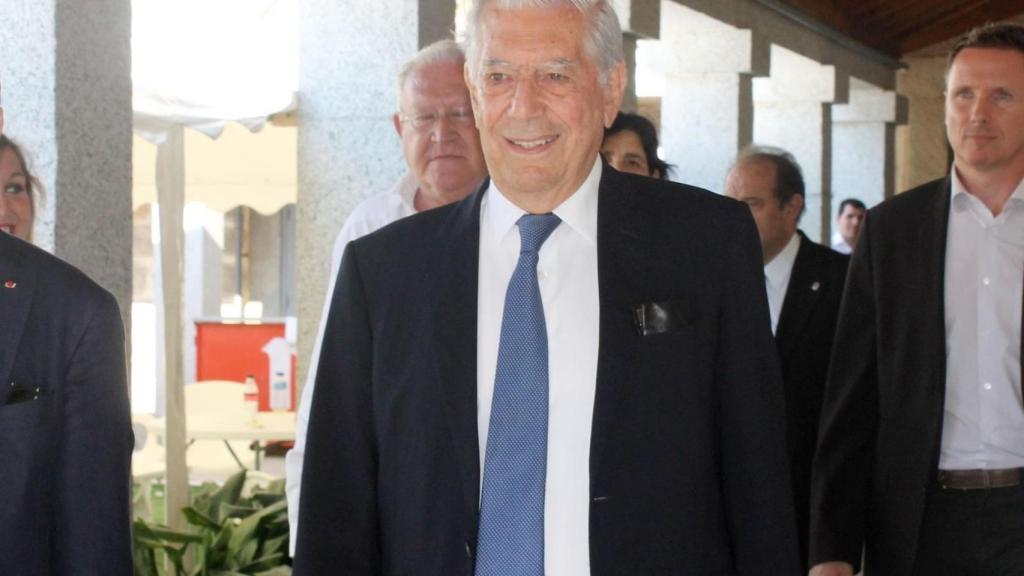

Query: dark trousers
left=911, top=482, right=1024, bottom=575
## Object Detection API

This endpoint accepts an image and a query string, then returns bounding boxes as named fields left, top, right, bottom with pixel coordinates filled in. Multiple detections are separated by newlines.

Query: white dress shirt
left=285, top=171, right=418, bottom=554
left=477, top=159, right=601, bottom=576
left=764, top=233, right=801, bottom=335
left=830, top=231, right=852, bottom=255
left=939, top=169, right=1024, bottom=470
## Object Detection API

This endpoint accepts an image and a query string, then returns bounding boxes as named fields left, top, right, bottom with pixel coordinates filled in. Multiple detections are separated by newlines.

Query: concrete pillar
left=654, top=0, right=769, bottom=192
left=754, top=45, right=846, bottom=243
left=297, top=0, right=456, bottom=387
left=896, top=55, right=949, bottom=192
left=0, top=0, right=133, bottom=321
left=612, top=0, right=661, bottom=113
left=831, top=82, right=901, bottom=215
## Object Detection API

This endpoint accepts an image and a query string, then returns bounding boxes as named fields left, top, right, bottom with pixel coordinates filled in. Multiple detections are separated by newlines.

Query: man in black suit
left=725, top=146, right=848, bottom=570
left=0, top=100, right=133, bottom=574
left=809, top=23, right=1024, bottom=576
left=294, top=1, right=799, bottom=574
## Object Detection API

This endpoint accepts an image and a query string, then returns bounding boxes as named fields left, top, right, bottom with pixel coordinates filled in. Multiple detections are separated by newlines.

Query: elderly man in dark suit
left=726, top=146, right=848, bottom=570
left=810, top=23, right=1024, bottom=576
left=294, top=1, right=799, bottom=574
left=0, top=97, right=133, bottom=575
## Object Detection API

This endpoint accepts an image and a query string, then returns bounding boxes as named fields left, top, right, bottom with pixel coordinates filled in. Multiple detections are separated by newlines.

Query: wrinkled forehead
left=401, top=61, right=471, bottom=109
left=475, top=4, right=592, bottom=67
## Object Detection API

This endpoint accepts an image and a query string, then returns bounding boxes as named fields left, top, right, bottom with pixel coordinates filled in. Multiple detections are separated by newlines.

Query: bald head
left=725, top=149, right=805, bottom=264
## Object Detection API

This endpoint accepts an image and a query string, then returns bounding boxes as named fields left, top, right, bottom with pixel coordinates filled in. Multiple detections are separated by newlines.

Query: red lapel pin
left=4, top=281, right=16, bottom=289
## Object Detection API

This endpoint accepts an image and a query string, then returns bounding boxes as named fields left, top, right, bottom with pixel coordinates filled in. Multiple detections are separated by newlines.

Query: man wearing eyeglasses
left=285, top=38, right=487, bottom=554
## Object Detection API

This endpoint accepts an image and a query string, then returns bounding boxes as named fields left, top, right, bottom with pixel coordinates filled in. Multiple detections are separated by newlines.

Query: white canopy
left=131, top=0, right=299, bottom=144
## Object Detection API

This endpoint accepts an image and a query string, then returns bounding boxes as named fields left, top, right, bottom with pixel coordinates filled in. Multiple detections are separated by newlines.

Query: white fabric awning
left=131, top=0, right=299, bottom=144
left=132, top=122, right=297, bottom=214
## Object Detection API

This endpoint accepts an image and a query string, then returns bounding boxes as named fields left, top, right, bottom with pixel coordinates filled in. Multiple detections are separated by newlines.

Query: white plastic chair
left=184, top=380, right=256, bottom=482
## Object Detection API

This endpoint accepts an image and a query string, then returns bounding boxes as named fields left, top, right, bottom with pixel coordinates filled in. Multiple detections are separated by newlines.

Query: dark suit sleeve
left=715, top=205, right=801, bottom=575
left=808, top=214, right=879, bottom=571
left=53, top=290, right=133, bottom=573
left=293, top=243, right=381, bottom=574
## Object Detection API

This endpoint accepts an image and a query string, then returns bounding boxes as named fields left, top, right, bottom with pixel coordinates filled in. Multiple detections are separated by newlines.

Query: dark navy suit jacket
left=0, top=232, right=133, bottom=575
left=773, top=232, right=848, bottom=569
left=295, top=166, right=800, bottom=575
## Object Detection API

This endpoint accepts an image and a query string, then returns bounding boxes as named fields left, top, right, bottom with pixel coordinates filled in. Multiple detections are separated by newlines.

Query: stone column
left=832, top=83, right=901, bottom=214
left=612, top=0, right=661, bottom=113
left=297, top=0, right=457, bottom=388
left=0, top=0, right=133, bottom=323
left=655, top=0, right=769, bottom=192
left=754, top=45, right=846, bottom=243
left=896, top=55, right=948, bottom=192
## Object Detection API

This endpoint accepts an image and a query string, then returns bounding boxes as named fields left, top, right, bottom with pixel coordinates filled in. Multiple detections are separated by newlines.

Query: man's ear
left=602, top=61, right=627, bottom=128
left=786, top=193, right=805, bottom=222
left=393, top=113, right=403, bottom=138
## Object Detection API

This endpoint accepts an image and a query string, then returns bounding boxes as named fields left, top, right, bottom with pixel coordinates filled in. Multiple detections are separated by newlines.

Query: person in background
left=0, top=83, right=133, bottom=575
left=809, top=23, right=1024, bottom=576
left=725, top=145, right=848, bottom=570
left=0, top=135, right=40, bottom=242
left=285, top=38, right=487, bottom=555
left=601, top=111, right=672, bottom=179
left=830, top=198, right=865, bottom=254
left=293, top=0, right=798, bottom=573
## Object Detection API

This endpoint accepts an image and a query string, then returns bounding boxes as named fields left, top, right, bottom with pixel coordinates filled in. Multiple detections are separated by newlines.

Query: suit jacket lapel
left=0, top=235, right=35, bottom=391
left=774, top=231, right=823, bottom=361
left=590, top=168, right=649, bottom=480
left=430, top=183, right=484, bottom=524
left=923, top=177, right=952, bottom=412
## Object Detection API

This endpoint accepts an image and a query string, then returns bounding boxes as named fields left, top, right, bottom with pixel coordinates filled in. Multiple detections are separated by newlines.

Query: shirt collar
left=764, top=232, right=801, bottom=289
left=950, top=164, right=1024, bottom=211
left=482, top=157, right=602, bottom=246
left=396, top=171, right=420, bottom=212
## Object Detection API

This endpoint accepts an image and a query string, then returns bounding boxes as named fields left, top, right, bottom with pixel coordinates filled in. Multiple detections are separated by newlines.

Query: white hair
left=396, top=39, right=467, bottom=109
left=461, top=0, right=624, bottom=83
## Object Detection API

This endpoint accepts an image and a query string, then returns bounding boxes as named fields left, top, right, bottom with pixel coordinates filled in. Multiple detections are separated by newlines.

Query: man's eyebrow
left=482, top=58, right=512, bottom=68
left=481, top=58, right=577, bottom=69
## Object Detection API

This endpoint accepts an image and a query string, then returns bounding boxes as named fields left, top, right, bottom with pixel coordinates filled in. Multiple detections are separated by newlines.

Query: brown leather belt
left=936, top=468, right=1023, bottom=490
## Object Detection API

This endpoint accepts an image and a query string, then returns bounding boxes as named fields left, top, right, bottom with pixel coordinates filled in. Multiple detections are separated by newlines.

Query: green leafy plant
left=133, top=470, right=291, bottom=576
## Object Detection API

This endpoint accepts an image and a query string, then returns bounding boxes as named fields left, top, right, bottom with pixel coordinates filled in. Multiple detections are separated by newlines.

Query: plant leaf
left=183, top=506, right=222, bottom=532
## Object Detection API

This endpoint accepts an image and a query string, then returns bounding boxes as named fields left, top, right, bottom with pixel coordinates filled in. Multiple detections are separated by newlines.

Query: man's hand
left=809, top=561, right=854, bottom=576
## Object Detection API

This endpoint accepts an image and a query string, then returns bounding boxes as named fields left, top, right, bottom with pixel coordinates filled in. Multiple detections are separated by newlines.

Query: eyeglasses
left=399, top=107, right=474, bottom=130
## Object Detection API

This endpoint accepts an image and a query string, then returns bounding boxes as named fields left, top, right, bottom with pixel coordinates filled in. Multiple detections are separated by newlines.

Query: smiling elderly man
left=293, top=1, right=799, bottom=574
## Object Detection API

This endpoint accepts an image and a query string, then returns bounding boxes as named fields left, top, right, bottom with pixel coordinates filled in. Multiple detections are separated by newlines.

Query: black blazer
left=0, top=233, right=133, bottom=575
left=295, top=167, right=800, bottom=575
left=773, top=232, right=848, bottom=569
left=809, top=177, right=962, bottom=574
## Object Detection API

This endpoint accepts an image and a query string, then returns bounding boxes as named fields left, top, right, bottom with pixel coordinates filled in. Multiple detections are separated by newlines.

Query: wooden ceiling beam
left=899, top=0, right=1023, bottom=53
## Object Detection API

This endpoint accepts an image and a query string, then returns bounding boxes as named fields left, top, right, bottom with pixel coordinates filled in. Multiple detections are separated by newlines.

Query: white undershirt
left=764, top=233, right=801, bottom=335
left=477, top=158, right=601, bottom=576
left=940, top=168, right=1024, bottom=470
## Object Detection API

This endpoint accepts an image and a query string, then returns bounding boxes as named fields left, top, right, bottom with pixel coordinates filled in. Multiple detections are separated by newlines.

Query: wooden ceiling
left=774, top=0, right=1024, bottom=57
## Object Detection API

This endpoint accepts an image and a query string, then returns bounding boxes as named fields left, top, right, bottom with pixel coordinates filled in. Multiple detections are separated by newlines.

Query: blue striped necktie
left=475, top=213, right=561, bottom=576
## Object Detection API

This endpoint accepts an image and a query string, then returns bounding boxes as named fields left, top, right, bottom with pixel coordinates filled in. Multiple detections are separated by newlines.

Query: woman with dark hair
left=601, top=112, right=673, bottom=180
left=0, top=135, right=39, bottom=241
